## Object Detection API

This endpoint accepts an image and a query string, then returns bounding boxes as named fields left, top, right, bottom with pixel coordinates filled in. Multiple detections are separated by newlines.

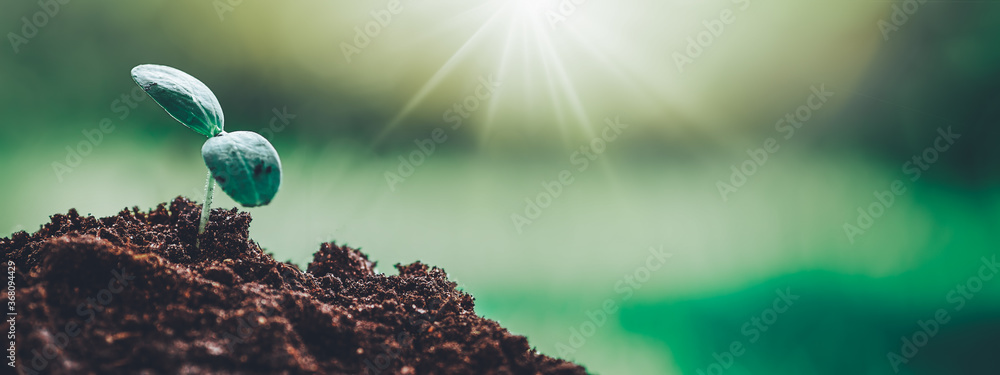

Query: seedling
left=131, top=64, right=282, bottom=244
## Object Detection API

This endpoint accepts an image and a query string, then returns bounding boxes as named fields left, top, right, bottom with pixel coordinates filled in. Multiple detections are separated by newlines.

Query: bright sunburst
left=373, top=0, right=659, bottom=147
left=336, top=0, right=882, bottom=149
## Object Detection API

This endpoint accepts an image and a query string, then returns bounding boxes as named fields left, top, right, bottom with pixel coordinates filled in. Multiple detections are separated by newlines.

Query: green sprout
left=131, top=64, right=282, bottom=245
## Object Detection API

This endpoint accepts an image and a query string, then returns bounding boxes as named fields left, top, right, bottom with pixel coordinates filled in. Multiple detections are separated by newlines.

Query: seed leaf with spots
left=202, top=131, right=282, bottom=207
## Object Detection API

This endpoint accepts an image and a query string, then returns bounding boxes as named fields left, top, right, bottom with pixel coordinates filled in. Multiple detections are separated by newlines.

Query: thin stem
left=196, top=170, right=215, bottom=248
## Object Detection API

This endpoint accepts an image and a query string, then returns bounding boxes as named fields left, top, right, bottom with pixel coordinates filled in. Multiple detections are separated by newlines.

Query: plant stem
left=196, top=170, right=215, bottom=248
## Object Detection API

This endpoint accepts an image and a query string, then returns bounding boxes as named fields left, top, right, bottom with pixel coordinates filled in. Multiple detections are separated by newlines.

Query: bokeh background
left=2, top=1, right=999, bottom=374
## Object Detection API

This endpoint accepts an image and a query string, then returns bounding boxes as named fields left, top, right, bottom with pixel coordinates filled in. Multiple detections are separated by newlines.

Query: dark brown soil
left=1, top=197, right=586, bottom=375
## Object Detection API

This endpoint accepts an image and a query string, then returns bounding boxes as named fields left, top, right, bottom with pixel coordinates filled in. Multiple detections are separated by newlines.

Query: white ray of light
left=373, top=1, right=507, bottom=143
left=376, top=0, right=652, bottom=145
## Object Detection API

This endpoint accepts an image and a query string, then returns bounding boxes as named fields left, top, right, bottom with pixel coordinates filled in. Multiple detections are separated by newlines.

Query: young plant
left=131, top=64, right=282, bottom=245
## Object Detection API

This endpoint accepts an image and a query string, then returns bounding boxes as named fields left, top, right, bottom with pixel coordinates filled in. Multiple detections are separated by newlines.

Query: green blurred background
left=2, top=1, right=999, bottom=374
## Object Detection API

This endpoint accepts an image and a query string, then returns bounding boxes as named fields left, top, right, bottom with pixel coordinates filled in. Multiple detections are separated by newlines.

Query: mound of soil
left=1, top=198, right=586, bottom=374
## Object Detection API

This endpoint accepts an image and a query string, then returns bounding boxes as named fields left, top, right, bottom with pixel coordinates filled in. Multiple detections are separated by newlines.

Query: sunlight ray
left=533, top=21, right=597, bottom=140
left=531, top=26, right=572, bottom=147
left=478, top=9, right=520, bottom=146
left=373, top=6, right=507, bottom=144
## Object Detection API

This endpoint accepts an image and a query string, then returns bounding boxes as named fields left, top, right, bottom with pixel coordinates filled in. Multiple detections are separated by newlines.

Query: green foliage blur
left=1, top=1, right=998, bottom=374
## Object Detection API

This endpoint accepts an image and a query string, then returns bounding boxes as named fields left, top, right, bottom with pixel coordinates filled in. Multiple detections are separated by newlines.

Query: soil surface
left=1, top=197, right=586, bottom=375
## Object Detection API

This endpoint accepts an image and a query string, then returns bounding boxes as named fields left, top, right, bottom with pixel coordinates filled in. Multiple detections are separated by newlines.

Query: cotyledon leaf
left=131, top=64, right=224, bottom=137
left=202, top=131, right=282, bottom=207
